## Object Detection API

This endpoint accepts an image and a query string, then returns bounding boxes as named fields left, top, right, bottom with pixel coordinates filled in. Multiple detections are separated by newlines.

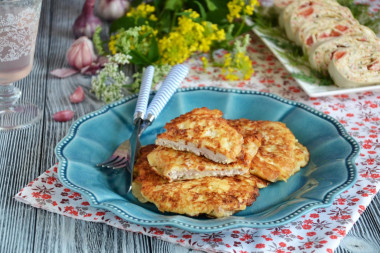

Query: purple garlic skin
left=73, top=0, right=102, bottom=38
left=97, top=0, right=130, bottom=21
left=67, top=36, right=97, bottom=70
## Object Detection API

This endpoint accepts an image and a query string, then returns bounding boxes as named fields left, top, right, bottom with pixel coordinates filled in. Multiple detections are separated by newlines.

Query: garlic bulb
left=67, top=36, right=97, bottom=70
left=73, top=0, right=102, bottom=38
left=97, top=0, right=130, bottom=21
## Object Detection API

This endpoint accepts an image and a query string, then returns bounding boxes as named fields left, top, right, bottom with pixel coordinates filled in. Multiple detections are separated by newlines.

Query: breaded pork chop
left=132, top=145, right=261, bottom=218
left=155, top=108, right=244, bottom=164
left=148, top=133, right=262, bottom=182
left=228, top=119, right=309, bottom=182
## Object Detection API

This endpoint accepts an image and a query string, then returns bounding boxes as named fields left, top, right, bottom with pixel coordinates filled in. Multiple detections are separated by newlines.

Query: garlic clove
left=53, top=110, right=75, bottom=122
left=67, top=36, right=97, bottom=70
left=70, top=86, right=85, bottom=104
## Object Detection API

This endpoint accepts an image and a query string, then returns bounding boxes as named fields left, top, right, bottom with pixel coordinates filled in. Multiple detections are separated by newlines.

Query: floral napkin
left=15, top=4, right=380, bottom=250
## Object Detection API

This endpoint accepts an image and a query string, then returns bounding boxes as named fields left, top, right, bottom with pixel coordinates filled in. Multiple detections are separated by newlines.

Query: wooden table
left=1, top=0, right=379, bottom=252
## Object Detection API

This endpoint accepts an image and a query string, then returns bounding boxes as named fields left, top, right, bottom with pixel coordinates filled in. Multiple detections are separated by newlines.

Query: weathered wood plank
left=150, top=237, right=203, bottom=253
left=0, top=0, right=52, bottom=252
left=337, top=194, right=380, bottom=253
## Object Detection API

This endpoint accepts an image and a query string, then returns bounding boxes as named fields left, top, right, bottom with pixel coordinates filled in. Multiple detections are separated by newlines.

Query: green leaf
left=147, top=37, right=160, bottom=63
left=131, top=0, right=143, bottom=7
left=206, top=8, right=228, bottom=25
left=232, top=22, right=253, bottom=37
left=110, top=17, right=135, bottom=34
left=158, top=11, right=173, bottom=34
left=204, top=0, right=218, bottom=11
left=129, top=50, right=150, bottom=66
left=194, top=1, right=207, bottom=20
left=165, top=0, right=183, bottom=10
left=154, top=0, right=166, bottom=12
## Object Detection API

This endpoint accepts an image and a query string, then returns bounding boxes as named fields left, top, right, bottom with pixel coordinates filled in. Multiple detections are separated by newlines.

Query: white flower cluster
left=91, top=53, right=132, bottom=103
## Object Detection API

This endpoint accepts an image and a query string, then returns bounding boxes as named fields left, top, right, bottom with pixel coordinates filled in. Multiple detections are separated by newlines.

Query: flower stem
left=235, top=15, right=246, bottom=37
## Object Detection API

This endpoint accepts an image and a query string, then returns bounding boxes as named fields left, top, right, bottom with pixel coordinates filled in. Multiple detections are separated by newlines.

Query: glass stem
left=0, top=83, right=21, bottom=111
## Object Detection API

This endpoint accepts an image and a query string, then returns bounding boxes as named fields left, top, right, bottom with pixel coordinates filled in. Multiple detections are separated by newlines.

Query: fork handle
left=145, top=64, right=189, bottom=122
left=133, top=66, right=155, bottom=122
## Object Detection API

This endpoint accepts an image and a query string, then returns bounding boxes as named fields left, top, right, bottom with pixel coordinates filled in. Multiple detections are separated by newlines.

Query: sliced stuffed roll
left=309, top=35, right=377, bottom=74
left=279, top=0, right=339, bottom=30
left=285, top=4, right=354, bottom=42
left=299, top=23, right=376, bottom=53
left=273, top=0, right=296, bottom=14
left=295, top=17, right=359, bottom=46
left=328, top=42, right=380, bottom=87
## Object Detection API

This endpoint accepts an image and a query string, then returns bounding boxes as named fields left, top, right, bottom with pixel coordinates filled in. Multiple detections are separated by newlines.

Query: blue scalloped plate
left=55, top=87, right=359, bottom=233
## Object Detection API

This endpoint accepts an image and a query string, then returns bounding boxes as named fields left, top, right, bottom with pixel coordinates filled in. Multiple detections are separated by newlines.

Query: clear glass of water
left=0, top=0, right=42, bottom=130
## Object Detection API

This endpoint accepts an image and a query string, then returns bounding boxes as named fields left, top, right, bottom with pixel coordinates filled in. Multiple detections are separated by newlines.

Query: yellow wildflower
left=201, top=56, right=208, bottom=70
left=126, top=3, right=157, bottom=21
left=159, top=32, right=191, bottom=65
left=149, top=14, right=158, bottom=21
left=108, top=26, right=155, bottom=56
left=227, top=0, right=260, bottom=22
left=158, top=9, right=225, bottom=65
left=222, top=52, right=253, bottom=80
left=108, top=33, right=121, bottom=55
left=187, top=9, right=200, bottom=19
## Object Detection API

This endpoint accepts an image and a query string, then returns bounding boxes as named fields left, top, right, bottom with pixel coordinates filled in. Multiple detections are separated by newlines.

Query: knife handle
left=145, top=64, right=189, bottom=122
left=133, top=65, right=155, bottom=122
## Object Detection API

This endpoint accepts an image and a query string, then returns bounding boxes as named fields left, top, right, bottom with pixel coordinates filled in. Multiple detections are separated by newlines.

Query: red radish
left=53, top=110, right=75, bottom=122
left=70, top=86, right=85, bottom=104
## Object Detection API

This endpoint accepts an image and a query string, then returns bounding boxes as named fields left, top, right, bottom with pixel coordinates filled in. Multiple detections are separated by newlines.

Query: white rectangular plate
left=252, top=27, right=380, bottom=97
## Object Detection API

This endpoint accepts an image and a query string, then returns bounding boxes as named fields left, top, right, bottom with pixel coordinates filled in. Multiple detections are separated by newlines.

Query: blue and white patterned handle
left=133, top=66, right=154, bottom=122
left=145, top=64, right=189, bottom=122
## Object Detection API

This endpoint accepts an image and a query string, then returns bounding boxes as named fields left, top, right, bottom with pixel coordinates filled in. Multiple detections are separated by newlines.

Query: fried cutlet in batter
left=132, top=145, right=261, bottom=218
left=293, top=142, right=310, bottom=175
left=148, top=133, right=262, bottom=182
left=228, top=119, right=309, bottom=182
left=155, top=108, right=244, bottom=164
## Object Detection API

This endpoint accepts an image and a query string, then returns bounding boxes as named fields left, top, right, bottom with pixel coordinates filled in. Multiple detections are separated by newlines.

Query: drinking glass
left=0, top=0, right=42, bottom=130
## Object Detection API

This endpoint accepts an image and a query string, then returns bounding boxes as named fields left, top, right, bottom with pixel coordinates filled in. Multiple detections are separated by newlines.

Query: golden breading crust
left=132, top=145, right=260, bottom=218
left=293, top=142, right=310, bottom=175
left=156, top=108, right=244, bottom=164
left=147, top=133, right=262, bottom=182
left=228, top=119, right=309, bottom=182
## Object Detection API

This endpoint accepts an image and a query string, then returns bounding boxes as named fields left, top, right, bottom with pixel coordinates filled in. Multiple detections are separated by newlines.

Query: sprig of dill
left=292, top=70, right=333, bottom=86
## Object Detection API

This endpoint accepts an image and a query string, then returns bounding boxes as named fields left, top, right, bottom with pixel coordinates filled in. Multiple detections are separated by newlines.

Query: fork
left=97, top=64, right=189, bottom=175
left=97, top=65, right=155, bottom=170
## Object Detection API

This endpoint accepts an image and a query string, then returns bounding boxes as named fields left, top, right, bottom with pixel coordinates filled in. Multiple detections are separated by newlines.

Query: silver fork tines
left=98, top=156, right=130, bottom=170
